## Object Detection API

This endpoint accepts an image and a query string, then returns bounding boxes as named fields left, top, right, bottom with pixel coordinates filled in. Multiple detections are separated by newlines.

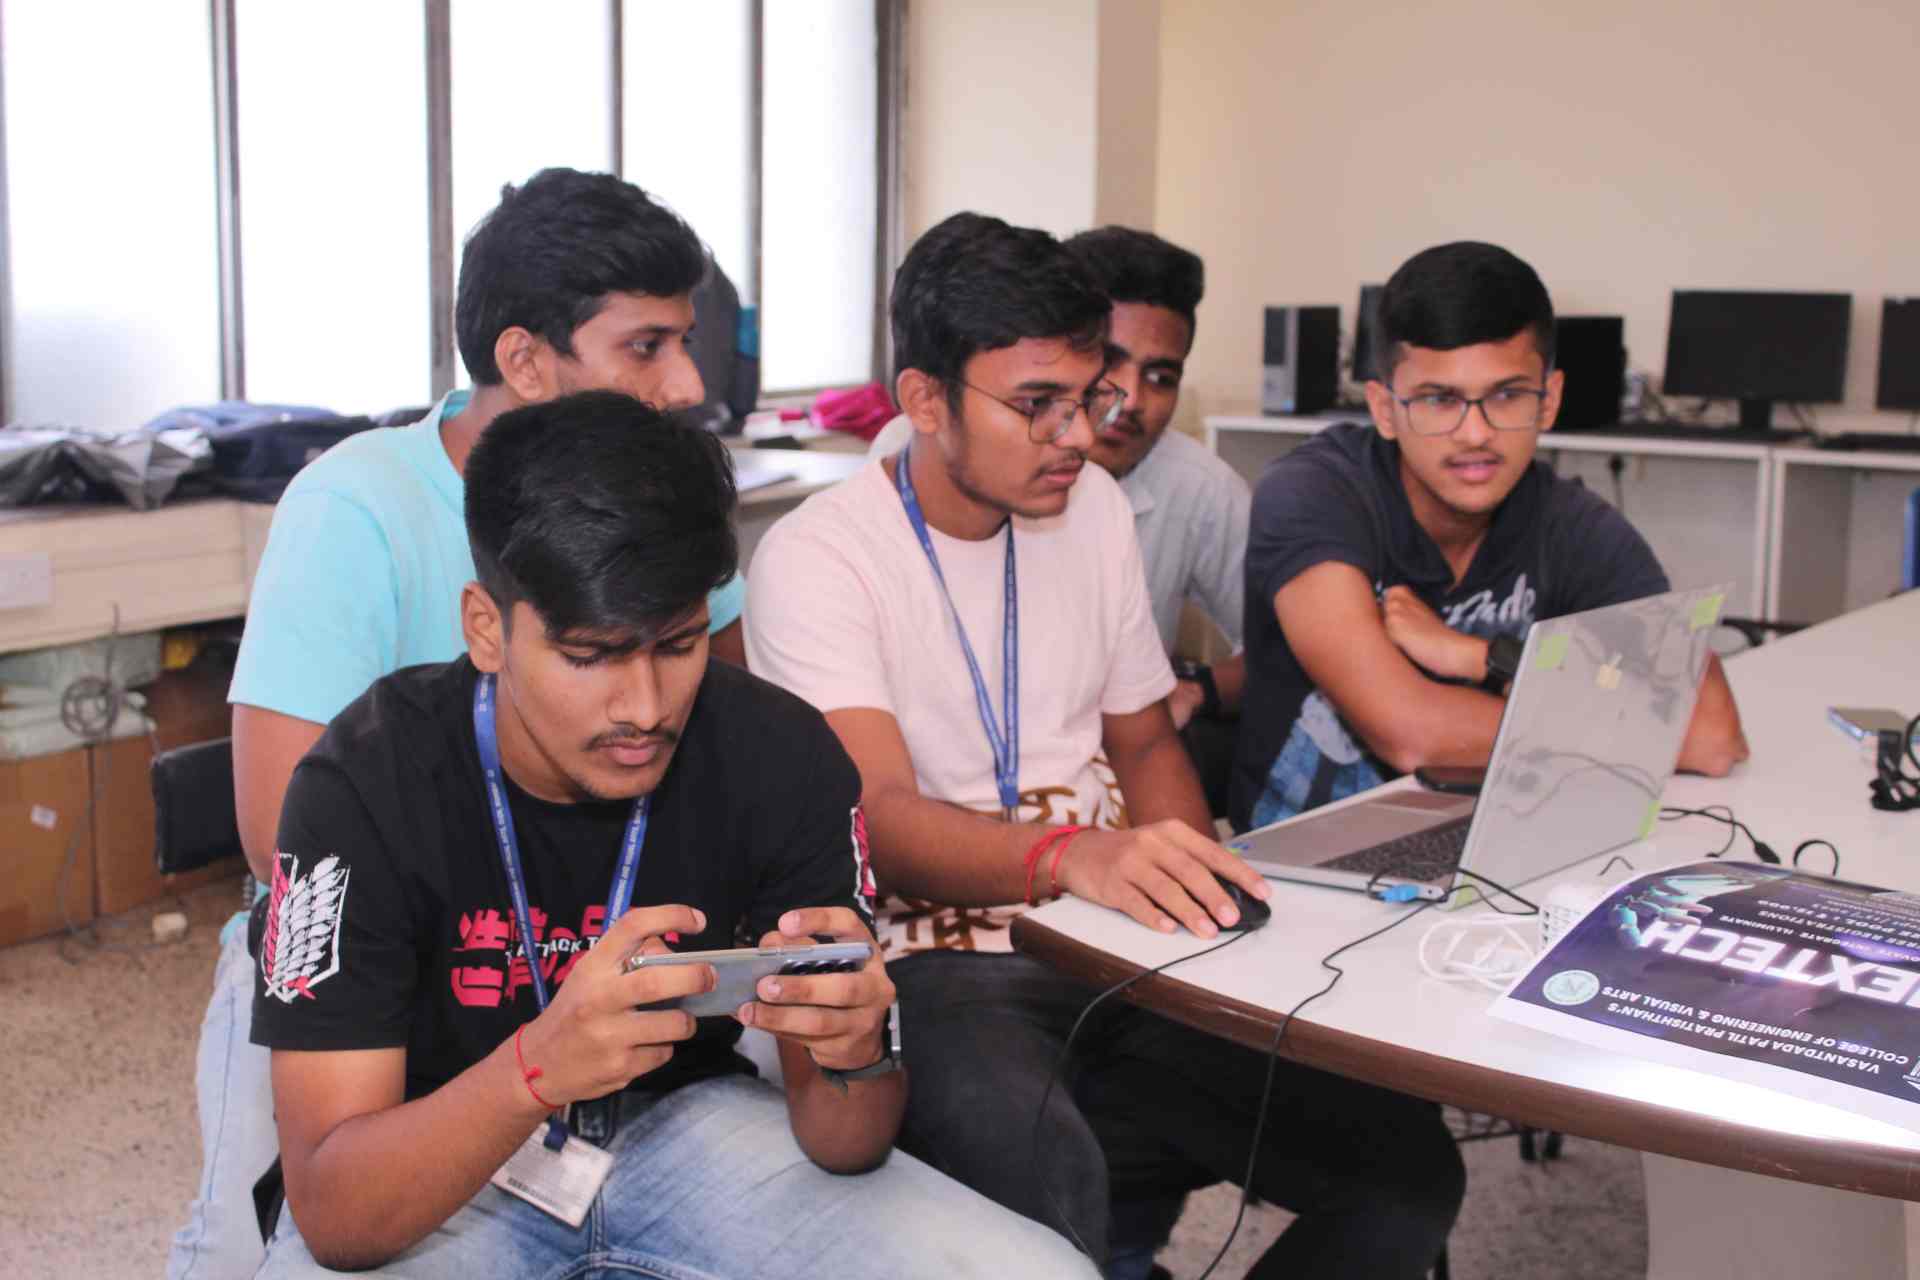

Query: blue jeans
left=167, top=920, right=278, bottom=1280
left=257, top=1074, right=1099, bottom=1279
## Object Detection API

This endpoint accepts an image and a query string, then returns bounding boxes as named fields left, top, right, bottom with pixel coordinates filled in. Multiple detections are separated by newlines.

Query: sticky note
left=1689, top=593, right=1725, bottom=632
left=1637, top=800, right=1660, bottom=841
left=1534, top=633, right=1570, bottom=672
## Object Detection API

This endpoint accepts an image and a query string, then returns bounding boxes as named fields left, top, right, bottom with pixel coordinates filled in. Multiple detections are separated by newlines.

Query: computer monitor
left=1662, top=290, right=1850, bottom=431
left=1877, top=297, right=1920, bottom=411
left=1351, top=284, right=1385, bottom=382
left=1551, top=316, right=1626, bottom=430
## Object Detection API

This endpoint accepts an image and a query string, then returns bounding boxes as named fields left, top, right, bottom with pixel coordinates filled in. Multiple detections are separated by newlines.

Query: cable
left=1030, top=930, right=1255, bottom=1263
left=1659, top=804, right=1844, bottom=877
left=1869, top=715, right=1920, bottom=813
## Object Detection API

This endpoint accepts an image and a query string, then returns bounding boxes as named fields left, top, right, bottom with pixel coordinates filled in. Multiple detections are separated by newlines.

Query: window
left=0, top=0, right=897, bottom=425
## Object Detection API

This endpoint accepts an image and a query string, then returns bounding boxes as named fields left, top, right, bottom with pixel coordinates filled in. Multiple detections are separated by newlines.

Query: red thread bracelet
left=1047, top=827, right=1088, bottom=898
left=1023, top=825, right=1086, bottom=906
left=514, top=1025, right=559, bottom=1111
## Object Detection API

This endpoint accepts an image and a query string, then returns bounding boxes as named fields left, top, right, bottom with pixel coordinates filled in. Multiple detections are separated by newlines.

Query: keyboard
left=1812, top=431, right=1920, bottom=453
left=1319, top=817, right=1473, bottom=883
left=1562, top=423, right=1806, bottom=445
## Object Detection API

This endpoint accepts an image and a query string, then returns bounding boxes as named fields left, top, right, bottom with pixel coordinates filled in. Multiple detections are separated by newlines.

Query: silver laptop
left=1231, top=584, right=1729, bottom=903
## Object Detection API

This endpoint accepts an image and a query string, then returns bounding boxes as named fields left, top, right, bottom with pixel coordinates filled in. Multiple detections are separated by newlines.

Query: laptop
left=1232, top=584, right=1729, bottom=903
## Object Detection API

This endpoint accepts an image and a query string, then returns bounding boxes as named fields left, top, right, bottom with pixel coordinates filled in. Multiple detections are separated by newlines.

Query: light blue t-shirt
left=229, top=389, right=747, bottom=725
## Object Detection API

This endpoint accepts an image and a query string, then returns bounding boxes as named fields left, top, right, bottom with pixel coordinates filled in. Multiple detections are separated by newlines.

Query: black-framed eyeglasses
left=956, top=378, right=1127, bottom=445
left=1389, top=385, right=1549, bottom=436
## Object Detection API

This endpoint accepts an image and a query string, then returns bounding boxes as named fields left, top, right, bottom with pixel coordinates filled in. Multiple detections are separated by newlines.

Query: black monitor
left=1351, top=283, right=1385, bottom=382
left=1552, top=316, right=1626, bottom=430
left=1877, top=297, right=1920, bottom=411
left=1662, top=290, right=1851, bottom=431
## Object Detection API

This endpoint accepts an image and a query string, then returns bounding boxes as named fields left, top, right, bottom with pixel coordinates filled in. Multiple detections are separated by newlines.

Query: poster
left=1494, top=860, right=1920, bottom=1134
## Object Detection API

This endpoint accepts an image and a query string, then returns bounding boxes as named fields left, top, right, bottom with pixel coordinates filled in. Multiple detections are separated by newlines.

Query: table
left=1205, top=413, right=1775, bottom=619
left=0, top=446, right=865, bottom=656
left=1014, top=588, right=1920, bottom=1278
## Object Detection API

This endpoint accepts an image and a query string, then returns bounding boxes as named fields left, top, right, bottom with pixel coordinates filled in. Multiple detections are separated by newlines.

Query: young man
left=170, top=168, right=746, bottom=1279
left=1231, top=241, right=1750, bottom=831
left=748, top=213, right=1463, bottom=1279
left=866, top=228, right=1249, bottom=806
left=249, top=392, right=1090, bottom=1278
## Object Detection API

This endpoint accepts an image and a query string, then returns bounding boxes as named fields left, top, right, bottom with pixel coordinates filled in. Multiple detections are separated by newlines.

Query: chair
left=152, top=736, right=244, bottom=875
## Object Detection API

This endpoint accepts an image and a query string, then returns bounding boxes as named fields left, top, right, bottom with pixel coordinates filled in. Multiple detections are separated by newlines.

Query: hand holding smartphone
left=625, top=941, right=873, bottom=1019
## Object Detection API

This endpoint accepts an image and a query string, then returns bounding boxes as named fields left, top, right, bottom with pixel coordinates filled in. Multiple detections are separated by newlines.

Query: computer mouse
left=1213, top=874, right=1272, bottom=931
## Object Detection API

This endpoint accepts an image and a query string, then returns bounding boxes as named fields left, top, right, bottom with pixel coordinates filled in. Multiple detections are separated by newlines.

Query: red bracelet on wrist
left=1047, top=827, right=1088, bottom=898
left=514, top=1024, right=559, bottom=1112
left=1023, top=825, right=1087, bottom=906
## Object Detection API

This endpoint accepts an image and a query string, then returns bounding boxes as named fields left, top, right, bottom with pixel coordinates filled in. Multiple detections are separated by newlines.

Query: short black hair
left=1064, top=226, right=1205, bottom=334
left=465, top=391, right=737, bottom=641
left=1374, top=241, right=1555, bottom=382
left=455, top=168, right=707, bottom=385
left=890, top=212, right=1109, bottom=398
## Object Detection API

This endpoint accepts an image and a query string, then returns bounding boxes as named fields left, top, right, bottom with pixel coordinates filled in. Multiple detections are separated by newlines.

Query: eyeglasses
left=957, top=379, right=1127, bottom=445
left=1389, top=386, right=1548, bottom=436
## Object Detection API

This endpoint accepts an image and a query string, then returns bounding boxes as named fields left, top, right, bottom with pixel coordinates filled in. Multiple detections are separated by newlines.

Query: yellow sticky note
left=1637, top=800, right=1660, bottom=841
left=1689, top=593, right=1725, bottom=632
left=1534, top=633, right=1570, bottom=672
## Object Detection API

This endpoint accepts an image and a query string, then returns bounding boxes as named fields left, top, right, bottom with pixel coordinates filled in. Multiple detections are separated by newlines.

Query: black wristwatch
left=1481, top=633, right=1523, bottom=692
left=816, top=1002, right=903, bottom=1094
left=1173, top=659, right=1221, bottom=720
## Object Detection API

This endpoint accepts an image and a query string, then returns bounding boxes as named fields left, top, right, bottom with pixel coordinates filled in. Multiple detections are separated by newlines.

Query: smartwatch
left=816, top=1002, right=903, bottom=1093
left=1481, top=633, right=1523, bottom=692
left=1172, top=659, right=1221, bottom=720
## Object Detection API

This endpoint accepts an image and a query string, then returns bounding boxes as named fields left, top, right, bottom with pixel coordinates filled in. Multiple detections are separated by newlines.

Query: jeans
left=892, top=950, right=1465, bottom=1279
left=256, top=1074, right=1099, bottom=1279
left=167, top=920, right=279, bottom=1280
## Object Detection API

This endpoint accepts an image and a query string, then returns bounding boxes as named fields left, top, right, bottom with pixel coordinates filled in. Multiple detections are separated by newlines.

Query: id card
left=490, top=1123, right=612, bottom=1228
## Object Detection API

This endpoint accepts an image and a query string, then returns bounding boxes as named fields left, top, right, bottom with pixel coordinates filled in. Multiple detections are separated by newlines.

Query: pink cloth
left=812, top=383, right=897, bottom=442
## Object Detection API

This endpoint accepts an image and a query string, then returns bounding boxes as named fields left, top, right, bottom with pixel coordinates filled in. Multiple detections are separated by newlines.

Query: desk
left=0, top=449, right=863, bottom=656
left=1204, top=413, right=1775, bottom=619
left=1014, top=589, right=1920, bottom=1278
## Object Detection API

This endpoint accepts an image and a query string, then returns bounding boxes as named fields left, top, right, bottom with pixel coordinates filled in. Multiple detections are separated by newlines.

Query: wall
left=1155, top=0, right=1920, bottom=433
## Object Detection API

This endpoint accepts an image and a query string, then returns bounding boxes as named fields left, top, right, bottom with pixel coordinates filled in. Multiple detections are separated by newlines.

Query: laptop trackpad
left=1243, top=792, right=1474, bottom=867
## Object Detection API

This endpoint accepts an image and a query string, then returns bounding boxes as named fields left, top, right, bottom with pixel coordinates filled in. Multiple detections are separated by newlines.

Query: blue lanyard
left=892, top=446, right=1020, bottom=819
left=472, top=673, right=650, bottom=1013
left=474, top=673, right=648, bottom=1148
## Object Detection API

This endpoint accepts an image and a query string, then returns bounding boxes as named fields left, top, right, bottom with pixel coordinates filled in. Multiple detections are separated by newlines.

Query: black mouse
left=1213, top=874, right=1272, bottom=931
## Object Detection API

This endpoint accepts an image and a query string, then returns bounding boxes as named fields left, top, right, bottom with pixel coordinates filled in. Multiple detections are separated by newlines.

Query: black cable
left=1869, top=715, right=1920, bottom=813
left=1596, top=854, right=1636, bottom=878
left=1030, top=929, right=1255, bottom=1263
left=1660, top=804, right=1844, bottom=877
left=1791, top=839, right=1841, bottom=876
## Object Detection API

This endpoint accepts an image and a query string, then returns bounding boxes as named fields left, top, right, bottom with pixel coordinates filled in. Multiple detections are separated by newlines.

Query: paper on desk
left=731, top=456, right=794, bottom=494
left=1493, top=859, right=1920, bottom=1137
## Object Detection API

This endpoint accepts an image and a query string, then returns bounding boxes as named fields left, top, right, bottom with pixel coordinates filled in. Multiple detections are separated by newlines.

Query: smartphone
left=1413, top=765, right=1486, bottom=795
left=624, top=941, right=873, bottom=1019
left=1829, top=706, right=1909, bottom=743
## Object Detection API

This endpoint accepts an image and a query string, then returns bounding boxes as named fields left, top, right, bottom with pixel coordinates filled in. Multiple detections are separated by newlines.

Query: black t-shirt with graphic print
left=250, top=655, right=874, bottom=1103
left=1229, top=422, right=1669, bottom=832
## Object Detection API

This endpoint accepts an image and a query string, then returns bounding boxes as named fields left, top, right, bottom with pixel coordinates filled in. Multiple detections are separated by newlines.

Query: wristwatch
left=1172, top=659, right=1221, bottom=720
left=1481, top=633, right=1523, bottom=692
left=816, top=1002, right=903, bottom=1094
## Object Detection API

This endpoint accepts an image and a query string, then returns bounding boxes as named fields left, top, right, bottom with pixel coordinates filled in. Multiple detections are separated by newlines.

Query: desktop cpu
left=1262, top=305, right=1340, bottom=415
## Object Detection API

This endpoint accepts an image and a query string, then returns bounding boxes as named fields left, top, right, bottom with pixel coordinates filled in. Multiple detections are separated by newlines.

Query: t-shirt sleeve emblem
left=849, top=805, right=877, bottom=926
left=261, top=852, right=352, bottom=1004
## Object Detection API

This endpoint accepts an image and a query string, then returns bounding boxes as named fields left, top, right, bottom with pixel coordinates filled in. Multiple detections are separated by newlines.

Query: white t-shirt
left=746, top=428, right=1175, bottom=951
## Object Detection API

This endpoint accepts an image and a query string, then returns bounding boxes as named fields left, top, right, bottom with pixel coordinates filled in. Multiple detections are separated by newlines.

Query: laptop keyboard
left=1319, top=817, right=1473, bottom=884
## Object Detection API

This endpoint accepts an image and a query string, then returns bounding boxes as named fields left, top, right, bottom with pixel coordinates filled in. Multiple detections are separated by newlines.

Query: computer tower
left=1262, top=306, right=1340, bottom=415
left=1552, top=315, right=1627, bottom=430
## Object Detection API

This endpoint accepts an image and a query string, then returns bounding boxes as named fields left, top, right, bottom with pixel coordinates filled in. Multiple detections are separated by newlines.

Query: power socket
left=0, top=554, right=53, bottom=610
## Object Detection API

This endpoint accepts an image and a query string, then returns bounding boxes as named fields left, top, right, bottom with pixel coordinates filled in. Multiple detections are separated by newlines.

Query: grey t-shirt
left=1230, top=422, right=1670, bottom=831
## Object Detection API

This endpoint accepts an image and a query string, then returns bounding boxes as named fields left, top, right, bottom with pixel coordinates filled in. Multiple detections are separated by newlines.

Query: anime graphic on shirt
left=1249, top=573, right=1539, bottom=828
left=261, top=853, right=351, bottom=1004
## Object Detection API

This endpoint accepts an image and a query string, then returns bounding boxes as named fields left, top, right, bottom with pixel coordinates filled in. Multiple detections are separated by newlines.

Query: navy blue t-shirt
left=1229, top=422, right=1669, bottom=832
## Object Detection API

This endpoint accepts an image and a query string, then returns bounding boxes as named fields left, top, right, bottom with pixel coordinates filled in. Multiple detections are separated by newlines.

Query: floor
left=0, top=876, right=1648, bottom=1279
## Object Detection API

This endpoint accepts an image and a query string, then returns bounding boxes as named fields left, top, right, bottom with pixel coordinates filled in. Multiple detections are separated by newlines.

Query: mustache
left=586, top=726, right=679, bottom=751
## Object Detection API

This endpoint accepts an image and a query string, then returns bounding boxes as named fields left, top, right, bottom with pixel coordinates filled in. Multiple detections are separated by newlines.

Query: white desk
left=1769, top=445, right=1920, bottom=625
left=1016, top=589, right=1920, bottom=1279
left=0, top=449, right=864, bottom=657
left=1204, top=414, right=1776, bottom=620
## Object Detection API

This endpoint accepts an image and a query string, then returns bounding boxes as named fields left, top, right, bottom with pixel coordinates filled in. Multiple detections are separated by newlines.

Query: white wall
left=1155, top=0, right=1920, bottom=433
